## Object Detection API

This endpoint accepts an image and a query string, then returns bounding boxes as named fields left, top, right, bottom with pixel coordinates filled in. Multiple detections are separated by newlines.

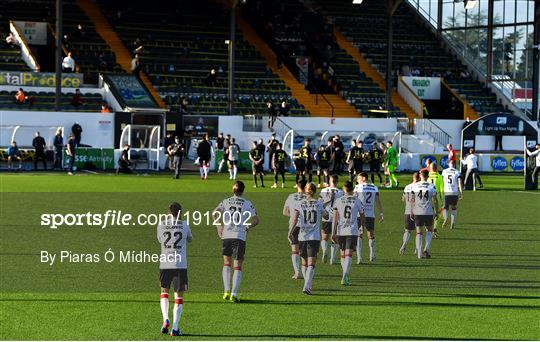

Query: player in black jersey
left=368, top=144, right=384, bottom=185
left=249, top=141, right=265, bottom=188
left=316, top=144, right=331, bottom=187
left=347, top=140, right=365, bottom=183
left=272, top=143, right=287, bottom=188
left=299, top=139, right=313, bottom=183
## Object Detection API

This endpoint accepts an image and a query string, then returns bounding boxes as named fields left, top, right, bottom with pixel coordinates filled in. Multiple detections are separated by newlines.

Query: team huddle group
left=155, top=158, right=464, bottom=336
left=189, top=133, right=401, bottom=190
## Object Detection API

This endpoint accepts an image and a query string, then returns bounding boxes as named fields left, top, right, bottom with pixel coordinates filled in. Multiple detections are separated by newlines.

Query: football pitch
left=0, top=172, right=539, bottom=340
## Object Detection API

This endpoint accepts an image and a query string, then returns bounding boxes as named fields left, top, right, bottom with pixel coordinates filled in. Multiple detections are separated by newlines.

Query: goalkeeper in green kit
left=385, top=141, right=399, bottom=188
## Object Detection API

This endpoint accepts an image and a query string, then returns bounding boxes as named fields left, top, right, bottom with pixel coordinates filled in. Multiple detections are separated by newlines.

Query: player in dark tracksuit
left=197, top=134, right=212, bottom=180
left=316, top=145, right=331, bottom=187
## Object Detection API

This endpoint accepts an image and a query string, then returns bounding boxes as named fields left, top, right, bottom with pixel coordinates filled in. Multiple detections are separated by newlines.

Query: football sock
left=222, top=264, right=231, bottom=293
left=233, top=167, right=238, bottom=179
left=318, top=174, right=321, bottom=185
left=415, top=233, right=423, bottom=258
left=172, top=295, right=183, bottom=330
left=229, top=169, right=233, bottom=179
left=330, top=244, right=338, bottom=263
left=425, top=231, right=433, bottom=252
left=304, top=266, right=315, bottom=291
left=349, top=172, right=354, bottom=183
left=253, top=174, right=257, bottom=185
left=402, top=230, right=410, bottom=249
left=443, top=209, right=448, bottom=222
left=378, top=173, right=383, bottom=183
left=199, top=167, right=204, bottom=177
left=321, top=240, right=328, bottom=259
left=274, top=173, right=278, bottom=183
left=340, top=255, right=345, bottom=273
left=291, top=252, right=300, bottom=275
left=344, top=255, right=352, bottom=275
left=218, top=160, right=224, bottom=172
left=259, top=174, right=264, bottom=186
left=390, top=173, right=397, bottom=186
left=203, top=166, right=208, bottom=178
left=301, top=265, right=307, bottom=279
left=369, top=239, right=376, bottom=260
left=281, top=173, right=285, bottom=184
left=385, top=175, right=389, bottom=184
left=231, top=267, right=242, bottom=296
left=308, top=174, right=312, bottom=183
left=450, top=210, right=457, bottom=227
left=295, top=174, right=300, bottom=184
left=160, top=293, right=169, bottom=322
left=356, top=236, right=363, bottom=262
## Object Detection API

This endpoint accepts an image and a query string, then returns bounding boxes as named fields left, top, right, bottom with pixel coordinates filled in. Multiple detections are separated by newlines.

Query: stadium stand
left=316, top=0, right=511, bottom=117
left=0, top=89, right=104, bottom=111
left=0, top=44, right=30, bottom=71
left=0, top=0, right=122, bottom=82
left=243, top=0, right=408, bottom=118
left=96, top=0, right=310, bottom=116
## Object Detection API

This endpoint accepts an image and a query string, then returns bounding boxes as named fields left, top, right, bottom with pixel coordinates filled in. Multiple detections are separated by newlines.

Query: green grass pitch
left=0, top=172, right=539, bottom=340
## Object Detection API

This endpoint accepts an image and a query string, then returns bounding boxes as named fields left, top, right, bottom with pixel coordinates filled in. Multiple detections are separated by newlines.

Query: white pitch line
left=513, top=191, right=540, bottom=195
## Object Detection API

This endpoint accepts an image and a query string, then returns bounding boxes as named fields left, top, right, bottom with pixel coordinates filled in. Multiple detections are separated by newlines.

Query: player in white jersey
left=399, top=173, right=419, bottom=255
left=213, top=181, right=259, bottom=302
left=331, top=181, right=363, bottom=286
left=288, top=183, right=325, bottom=295
left=227, top=138, right=241, bottom=180
left=319, top=174, right=344, bottom=264
left=157, top=202, right=193, bottom=336
left=354, top=172, right=384, bottom=263
left=441, top=160, right=463, bottom=229
left=283, top=179, right=307, bottom=279
left=410, top=170, right=439, bottom=259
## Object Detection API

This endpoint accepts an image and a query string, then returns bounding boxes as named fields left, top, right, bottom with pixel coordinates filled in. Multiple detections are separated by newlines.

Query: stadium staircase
left=333, top=28, right=417, bottom=119
left=75, top=0, right=166, bottom=108
left=235, top=11, right=359, bottom=118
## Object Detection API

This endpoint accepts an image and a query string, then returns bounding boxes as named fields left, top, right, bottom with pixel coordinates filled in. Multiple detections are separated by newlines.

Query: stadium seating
left=0, top=90, right=103, bottom=112
left=242, top=0, right=406, bottom=118
left=0, top=0, right=122, bottom=82
left=96, top=0, right=310, bottom=116
left=316, top=0, right=510, bottom=116
left=0, top=45, right=30, bottom=71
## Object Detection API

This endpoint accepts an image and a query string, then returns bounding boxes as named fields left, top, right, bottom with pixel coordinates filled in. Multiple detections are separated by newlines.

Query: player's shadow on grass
left=180, top=333, right=497, bottom=340
left=236, top=298, right=538, bottom=310
left=321, top=291, right=540, bottom=300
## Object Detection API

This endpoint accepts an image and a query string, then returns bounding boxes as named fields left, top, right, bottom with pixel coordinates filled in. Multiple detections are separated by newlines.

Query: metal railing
left=273, top=117, right=293, bottom=140
left=416, top=118, right=451, bottom=148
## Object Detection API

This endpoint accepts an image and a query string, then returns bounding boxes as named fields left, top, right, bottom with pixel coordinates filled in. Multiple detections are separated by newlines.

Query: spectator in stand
left=101, top=104, right=111, bottom=113
left=180, top=97, right=189, bottom=114
left=15, top=88, right=27, bottom=104
left=75, top=24, right=85, bottom=39
left=66, top=133, right=76, bottom=175
left=267, top=100, right=277, bottom=129
left=62, top=52, right=75, bottom=73
left=53, top=128, right=63, bottom=170
left=279, top=100, right=290, bottom=117
left=205, top=68, right=217, bottom=86
left=6, top=32, right=17, bottom=47
left=71, top=89, right=84, bottom=107
left=131, top=54, right=141, bottom=76
left=32, top=131, right=47, bottom=170
left=71, top=122, right=83, bottom=146
left=463, top=116, right=473, bottom=130
left=7, top=141, right=22, bottom=170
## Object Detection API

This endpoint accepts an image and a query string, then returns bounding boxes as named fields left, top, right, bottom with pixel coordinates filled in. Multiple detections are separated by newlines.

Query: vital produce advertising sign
left=0, top=71, right=84, bottom=87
